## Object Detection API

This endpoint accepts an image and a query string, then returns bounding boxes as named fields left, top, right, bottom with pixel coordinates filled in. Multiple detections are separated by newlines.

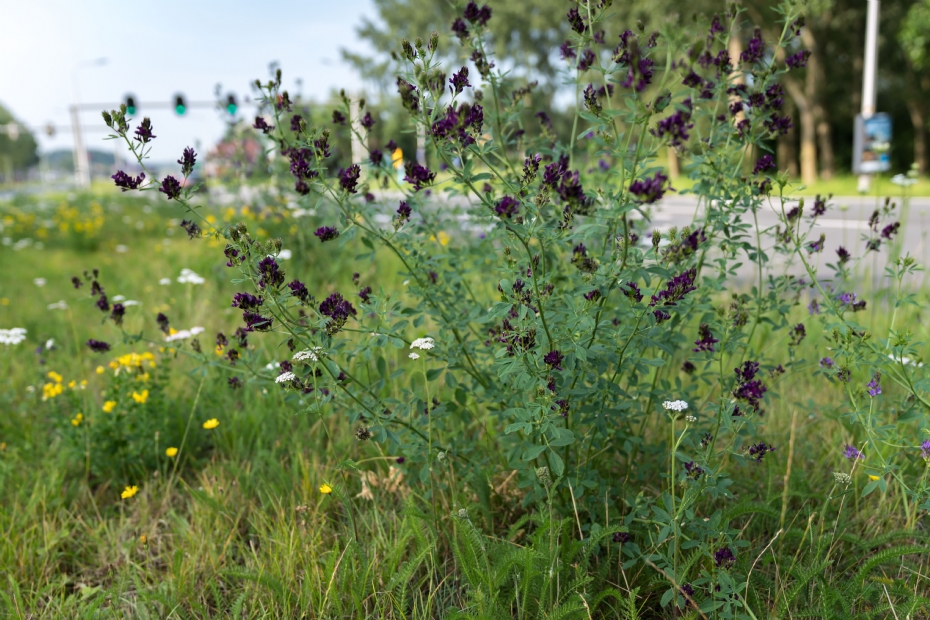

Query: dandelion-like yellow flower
left=47, top=371, right=63, bottom=384
left=131, top=390, right=149, bottom=404
left=215, top=345, right=225, bottom=356
left=96, top=366, right=105, bottom=374
left=71, top=413, right=83, bottom=427
left=102, top=400, right=117, bottom=413
left=202, top=418, right=220, bottom=429
left=121, top=485, right=139, bottom=499
left=319, top=483, right=333, bottom=494
left=136, top=373, right=150, bottom=383
left=165, top=447, right=178, bottom=457
left=109, top=361, right=119, bottom=370
left=140, top=534, right=147, bottom=544
left=68, top=380, right=76, bottom=389
left=868, top=474, right=881, bottom=481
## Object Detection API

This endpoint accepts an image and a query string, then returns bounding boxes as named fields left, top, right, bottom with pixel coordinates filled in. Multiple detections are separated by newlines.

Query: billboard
left=853, top=113, right=892, bottom=174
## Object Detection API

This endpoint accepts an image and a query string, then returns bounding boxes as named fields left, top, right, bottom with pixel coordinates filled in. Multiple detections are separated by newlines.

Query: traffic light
left=226, top=94, right=237, bottom=116
left=125, top=95, right=137, bottom=115
left=174, top=94, right=187, bottom=116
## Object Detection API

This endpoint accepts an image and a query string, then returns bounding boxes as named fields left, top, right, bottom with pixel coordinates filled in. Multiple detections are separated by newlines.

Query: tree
left=0, top=102, right=39, bottom=181
left=898, top=0, right=930, bottom=174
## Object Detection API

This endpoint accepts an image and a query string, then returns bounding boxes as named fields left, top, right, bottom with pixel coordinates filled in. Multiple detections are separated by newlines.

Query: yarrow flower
left=177, top=268, right=205, bottom=285
left=409, top=352, right=420, bottom=360
left=164, top=326, right=205, bottom=342
left=293, top=348, right=323, bottom=362
left=275, top=371, right=297, bottom=384
left=663, top=400, right=689, bottom=412
left=410, top=337, right=435, bottom=350
left=0, top=327, right=27, bottom=346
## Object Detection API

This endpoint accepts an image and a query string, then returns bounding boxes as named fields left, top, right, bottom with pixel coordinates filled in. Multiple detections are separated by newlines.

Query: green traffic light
left=176, top=105, right=186, bottom=115
left=127, top=106, right=136, bottom=115
left=226, top=103, right=237, bottom=115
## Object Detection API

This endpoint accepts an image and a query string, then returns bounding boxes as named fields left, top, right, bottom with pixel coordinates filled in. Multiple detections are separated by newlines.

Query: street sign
left=853, top=113, right=892, bottom=174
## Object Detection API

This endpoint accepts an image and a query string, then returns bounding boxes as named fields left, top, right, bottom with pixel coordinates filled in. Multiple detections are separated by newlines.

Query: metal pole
left=70, top=58, right=107, bottom=189
left=857, top=0, right=880, bottom=192
left=349, top=94, right=363, bottom=164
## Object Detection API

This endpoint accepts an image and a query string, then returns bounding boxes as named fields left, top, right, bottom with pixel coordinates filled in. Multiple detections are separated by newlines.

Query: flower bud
left=429, top=31, right=439, bottom=52
left=652, top=229, right=661, bottom=249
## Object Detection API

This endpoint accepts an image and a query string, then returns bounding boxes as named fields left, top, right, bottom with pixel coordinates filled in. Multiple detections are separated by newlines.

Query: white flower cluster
left=112, top=295, right=140, bottom=306
left=177, top=268, right=205, bottom=285
left=159, top=278, right=172, bottom=286
left=33, top=278, right=47, bottom=287
left=685, top=415, right=697, bottom=423
left=275, top=371, right=296, bottom=383
left=409, top=352, right=420, bottom=360
left=293, top=347, right=323, bottom=362
left=47, top=300, right=68, bottom=311
left=277, top=249, right=293, bottom=260
left=0, top=327, right=27, bottom=346
left=165, top=326, right=205, bottom=342
left=410, top=337, right=435, bottom=351
left=663, top=400, right=689, bottom=412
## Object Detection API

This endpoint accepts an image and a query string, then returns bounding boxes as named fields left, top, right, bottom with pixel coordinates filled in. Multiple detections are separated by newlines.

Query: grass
left=1, top=189, right=930, bottom=617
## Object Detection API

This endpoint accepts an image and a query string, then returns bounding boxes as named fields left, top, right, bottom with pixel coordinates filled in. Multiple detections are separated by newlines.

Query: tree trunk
left=782, top=75, right=817, bottom=184
left=904, top=71, right=929, bottom=175
left=667, top=147, right=680, bottom=179
left=801, top=27, right=835, bottom=179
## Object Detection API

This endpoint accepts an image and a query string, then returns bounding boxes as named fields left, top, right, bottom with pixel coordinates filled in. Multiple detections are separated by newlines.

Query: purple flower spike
left=843, top=444, right=863, bottom=460
left=544, top=350, right=564, bottom=371
left=86, top=339, right=111, bottom=353
left=159, top=175, right=182, bottom=200
left=112, top=170, right=145, bottom=191
left=629, top=171, right=670, bottom=204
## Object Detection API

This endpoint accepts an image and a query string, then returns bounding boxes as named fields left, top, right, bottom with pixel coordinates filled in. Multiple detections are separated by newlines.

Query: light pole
left=70, top=57, right=107, bottom=188
left=857, top=0, right=880, bottom=193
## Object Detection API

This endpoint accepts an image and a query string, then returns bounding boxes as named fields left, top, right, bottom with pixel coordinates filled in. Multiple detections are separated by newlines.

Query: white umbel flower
left=164, top=326, right=205, bottom=342
left=275, top=371, right=296, bottom=383
left=409, top=352, right=420, bottom=360
left=293, top=347, right=323, bottom=362
left=177, top=268, right=205, bottom=285
left=685, top=415, right=697, bottom=423
left=0, top=327, right=27, bottom=346
left=410, top=337, right=435, bottom=351
left=663, top=400, right=689, bottom=412
left=47, top=300, right=68, bottom=310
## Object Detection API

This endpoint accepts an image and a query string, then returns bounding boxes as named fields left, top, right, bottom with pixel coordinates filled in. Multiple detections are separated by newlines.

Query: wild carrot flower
left=203, top=418, right=220, bottom=429
left=166, top=447, right=178, bottom=457
left=410, top=337, right=435, bottom=350
left=121, top=485, right=139, bottom=499
left=0, top=328, right=21, bottom=345
left=275, top=372, right=296, bottom=384
left=663, top=400, right=689, bottom=412
left=409, top=352, right=420, bottom=360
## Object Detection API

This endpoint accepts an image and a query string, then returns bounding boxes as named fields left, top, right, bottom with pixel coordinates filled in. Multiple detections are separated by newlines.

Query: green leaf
left=426, top=368, right=443, bottom=382
left=522, top=445, right=546, bottom=461
left=548, top=450, right=564, bottom=476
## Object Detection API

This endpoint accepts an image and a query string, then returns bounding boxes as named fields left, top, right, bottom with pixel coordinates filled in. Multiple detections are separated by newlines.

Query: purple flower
left=288, top=279, right=312, bottom=305
left=159, top=175, right=182, bottom=200
left=231, top=292, right=263, bottom=310
left=714, top=547, right=736, bottom=568
left=578, top=49, right=596, bottom=72
left=680, top=583, right=696, bottom=598
left=156, top=312, right=170, bottom=334
left=867, top=372, right=881, bottom=397
left=224, top=245, right=240, bottom=267
left=319, top=292, right=357, bottom=335
left=404, top=162, right=436, bottom=191
left=693, top=324, right=718, bottom=353
left=740, top=28, right=765, bottom=64
left=451, top=17, right=469, bottom=41
left=544, top=350, right=564, bottom=371
left=684, top=461, right=703, bottom=479
left=566, top=7, right=586, bottom=33
left=789, top=323, right=806, bottom=346
left=733, top=361, right=767, bottom=412
left=623, top=282, right=643, bottom=303
left=110, top=303, right=125, bottom=326
left=449, top=67, right=470, bottom=95
left=808, top=300, right=820, bottom=315
left=178, top=147, right=197, bottom=176
left=242, top=311, right=273, bottom=332
left=180, top=219, right=201, bottom=239
left=651, top=109, right=693, bottom=146
left=339, top=164, right=361, bottom=193
left=253, top=116, right=274, bottom=134
left=629, top=171, right=670, bottom=204
left=358, top=286, right=372, bottom=303
left=786, top=50, right=811, bottom=69
left=836, top=246, right=851, bottom=264
left=764, top=115, right=794, bottom=135
left=462, top=1, right=491, bottom=26
left=753, top=154, right=776, bottom=175
left=495, top=196, right=519, bottom=219
left=920, top=440, right=930, bottom=462
left=86, top=339, right=111, bottom=353
left=315, top=226, right=340, bottom=242
left=257, top=256, right=285, bottom=289
left=360, top=111, right=375, bottom=131
left=112, top=170, right=145, bottom=191
left=95, top=294, right=109, bottom=312
left=843, top=444, right=862, bottom=460
left=395, top=201, right=411, bottom=226
left=881, top=222, right=900, bottom=240
left=290, top=114, right=305, bottom=133
left=613, top=532, right=631, bottom=543
left=369, top=149, right=383, bottom=166
left=820, top=357, right=834, bottom=368
left=650, top=268, right=697, bottom=307
left=396, top=456, right=406, bottom=464
left=749, top=441, right=775, bottom=462
left=133, top=117, right=156, bottom=143
left=559, top=41, right=576, bottom=60
left=228, top=377, right=242, bottom=390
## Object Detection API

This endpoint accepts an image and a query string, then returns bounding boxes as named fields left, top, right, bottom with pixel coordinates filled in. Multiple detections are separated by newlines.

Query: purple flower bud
left=86, top=339, right=111, bottom=353
left=360, top=111, right=375, bottom=130
left=133, top=117, right=156, bottom=143
left=339, top=164, right=361, bottom=193
left=786, top=50, right=811, bottom=69
left=257, top=256, right=285, bottom=289
left=159, top=176, right=182, bottom=200
left=544, top=350, right=564, bottom=371
left=753, top=154, right=775, bottom=175
left=178, top=147, right=197, bottom=176
left=314, top=226, right=340, bottom=242
left=629, top=171, right=670, bottom=203
left=112, top=170, right=145, bottom=191
left=451, top=17, right=469, bottom=41
left=495, top=196, right=519, bottom=219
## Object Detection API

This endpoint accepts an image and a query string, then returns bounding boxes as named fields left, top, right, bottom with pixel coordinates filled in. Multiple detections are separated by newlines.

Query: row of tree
left=344, top=0, right=930, bottom=182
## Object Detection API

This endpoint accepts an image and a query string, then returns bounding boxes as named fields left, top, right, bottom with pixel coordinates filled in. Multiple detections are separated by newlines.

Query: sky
left=0, top=0, right=378, bottom=162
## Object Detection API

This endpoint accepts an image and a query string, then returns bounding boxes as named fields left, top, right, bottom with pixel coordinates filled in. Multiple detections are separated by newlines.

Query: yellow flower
left=0, top=298, right=8, bottom=306
left=71, top=413, right=83, bottom=426
left=202, top=418, right=220, bottom=429
left=42, top=382, right=64, bottom=400
left=437, top=231, right=451, bottom=246
left=132, top=390, right=149, bottom=404
left=121, top=485, right=139, bottom=499
left=96, top=366, right=105, bottom=374
left=109, top=361, right=119, bottom=370
left=102, top=400, right=117, bottom=413
left=136, top=373, right=150, bottom=383
left=319, top=483, right=333, bottom=494
left=140, top=534, right=147, bottom=544
left=215, top=345, right=225, bottom=356
left=47, top=371, right=63, bottom=384
left=868, top=475, right=881, bottom=481
left=165, top=447, right=178, bottom=457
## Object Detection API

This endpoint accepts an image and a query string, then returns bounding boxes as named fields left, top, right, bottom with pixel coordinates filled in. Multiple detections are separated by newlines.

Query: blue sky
left=1, top=0, right=378, bottom=160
